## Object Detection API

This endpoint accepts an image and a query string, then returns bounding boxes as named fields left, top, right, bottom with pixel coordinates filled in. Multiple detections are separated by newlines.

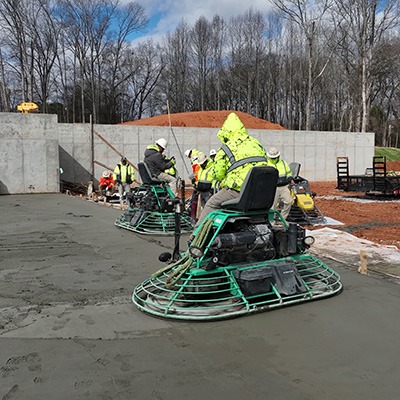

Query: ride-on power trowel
left=132, top=166, right=342, bottom=321
left=286, top=162, right=326, bottom=225
left=115, top=162, right=194, bottom=235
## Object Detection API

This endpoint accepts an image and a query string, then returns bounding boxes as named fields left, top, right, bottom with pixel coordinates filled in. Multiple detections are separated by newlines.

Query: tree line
left=0, top=0, right=399, bottom=146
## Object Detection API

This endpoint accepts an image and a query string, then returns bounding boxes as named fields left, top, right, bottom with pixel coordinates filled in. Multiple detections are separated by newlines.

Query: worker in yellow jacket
left=113, top=157, right=135, bottom=204
left=266, top=147, right=295, bottom=221
left=194, top=112, right=268, bottom=228
left=196, top=152, right=217, bottom=208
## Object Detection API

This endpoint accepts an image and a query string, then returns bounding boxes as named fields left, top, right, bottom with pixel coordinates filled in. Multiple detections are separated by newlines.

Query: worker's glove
left=189, top=173, right=196, bottom=184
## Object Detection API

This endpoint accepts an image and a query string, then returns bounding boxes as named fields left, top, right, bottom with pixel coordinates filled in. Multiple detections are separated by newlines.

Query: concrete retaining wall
left=0, top=113, right=375, bottom=194
left=0, top=113, right=59, bottom=194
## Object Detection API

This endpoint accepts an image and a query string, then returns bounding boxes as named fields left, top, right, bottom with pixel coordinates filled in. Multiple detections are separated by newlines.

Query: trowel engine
left=204, top=217, right=310, bottom=269
left=128, top=187, right=175, bottom=213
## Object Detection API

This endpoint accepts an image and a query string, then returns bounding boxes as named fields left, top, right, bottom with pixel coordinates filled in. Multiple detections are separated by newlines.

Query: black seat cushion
left=138, top=162, right=162, bottom=185
left=221, top=166, right=278, bottom=212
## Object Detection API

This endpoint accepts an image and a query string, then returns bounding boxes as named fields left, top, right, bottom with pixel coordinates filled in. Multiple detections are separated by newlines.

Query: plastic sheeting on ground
left=307, top=227, right=400, bottom=280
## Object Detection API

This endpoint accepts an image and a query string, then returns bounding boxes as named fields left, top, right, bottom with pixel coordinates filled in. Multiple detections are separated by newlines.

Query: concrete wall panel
left=1, top=114, right=59, bottom=194
left=1, top=113, right=376, bottom=194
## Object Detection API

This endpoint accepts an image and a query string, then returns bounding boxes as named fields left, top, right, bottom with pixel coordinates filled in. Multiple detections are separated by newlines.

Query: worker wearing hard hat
left=185, top=148, right=201, bottom=183
left=113, top=157, right=135, bottom=206
left=209, top=149, right=217, bottom=162
left=266, top=147, right=294, bottom=221
left=196, top=152, right=217, bottom=207
left=144, top=138, right=177, bottom=195
left=184, top=148, right=200, bottom=162
left=98, top=170, right=115, bottom=198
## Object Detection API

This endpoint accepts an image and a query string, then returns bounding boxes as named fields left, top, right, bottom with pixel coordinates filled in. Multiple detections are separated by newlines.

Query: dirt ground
left=310, top=163, right=400, bottom=250
left=124, top=110, right=400, bottom=250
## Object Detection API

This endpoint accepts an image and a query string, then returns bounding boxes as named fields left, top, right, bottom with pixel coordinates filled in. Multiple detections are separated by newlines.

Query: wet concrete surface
left=0, top=194, right=399, bottom=400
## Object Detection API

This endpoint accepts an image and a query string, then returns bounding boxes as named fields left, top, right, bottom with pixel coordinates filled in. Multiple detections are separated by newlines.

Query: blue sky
left=124, top=0, right=273, bottom=43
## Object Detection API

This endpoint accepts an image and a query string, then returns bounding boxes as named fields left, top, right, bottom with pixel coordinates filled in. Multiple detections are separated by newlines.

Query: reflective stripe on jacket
left=197, top=160, right=217, bottom=189
left=113, top=163, right=135, bottom=184
left=266, top=159, right=292, bottom=186
left=213, top=112, right=268, bottom=191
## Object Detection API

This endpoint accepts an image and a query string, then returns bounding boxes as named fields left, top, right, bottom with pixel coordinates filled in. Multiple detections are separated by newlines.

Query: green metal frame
left=115, top=182, right=194, bottom=236
left=115, top=209, right=194, bottom=235
left=132, top=208, right=343, bottom=321
left=132, top=254, right=342, bottom=321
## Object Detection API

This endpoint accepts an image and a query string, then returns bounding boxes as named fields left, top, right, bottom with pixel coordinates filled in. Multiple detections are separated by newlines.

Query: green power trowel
left=132, top=166, right=342, bottom=321
left=115, top=162, right=194, bottom=236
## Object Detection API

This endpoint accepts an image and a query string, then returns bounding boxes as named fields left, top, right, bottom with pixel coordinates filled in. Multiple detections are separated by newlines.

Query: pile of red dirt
left=122, top=110, right=286, bottom=130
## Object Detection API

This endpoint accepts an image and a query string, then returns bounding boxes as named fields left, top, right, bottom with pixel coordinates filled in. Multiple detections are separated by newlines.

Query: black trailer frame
left=336, top=156, right=400, bottom=196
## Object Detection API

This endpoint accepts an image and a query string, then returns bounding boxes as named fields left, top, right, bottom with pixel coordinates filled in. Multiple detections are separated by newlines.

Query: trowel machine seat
left=125, top=162, right=176, bottom=213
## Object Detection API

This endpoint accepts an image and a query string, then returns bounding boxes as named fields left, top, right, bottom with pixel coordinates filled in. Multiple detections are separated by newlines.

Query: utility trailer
left=336, top=156, right=400, bottom=197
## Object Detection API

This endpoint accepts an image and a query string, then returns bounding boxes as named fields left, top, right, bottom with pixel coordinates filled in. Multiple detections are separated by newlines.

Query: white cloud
left=123, top=0, right=274, bottom=41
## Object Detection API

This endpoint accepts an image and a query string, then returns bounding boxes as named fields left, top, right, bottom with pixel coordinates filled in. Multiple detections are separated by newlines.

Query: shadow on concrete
left=0, top=180, right=9, bottom=195
left=59, top=145, right=92, bottom=184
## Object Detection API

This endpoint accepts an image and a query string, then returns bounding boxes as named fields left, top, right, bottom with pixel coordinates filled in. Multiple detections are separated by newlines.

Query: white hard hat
left=102, top=170, right=110, bottom=178
left=267, top=147, right=280, bottom=158
left=209, top=149, right=217, bottom=156
left=197, top=152, right=207, bottom=165
left=184, top=149, right=192, bottom=158
left=156, top=138, right=167, bottom=149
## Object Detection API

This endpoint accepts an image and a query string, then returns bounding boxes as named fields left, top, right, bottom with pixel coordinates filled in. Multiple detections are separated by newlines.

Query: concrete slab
left=0, top=194, right=399, bottom=400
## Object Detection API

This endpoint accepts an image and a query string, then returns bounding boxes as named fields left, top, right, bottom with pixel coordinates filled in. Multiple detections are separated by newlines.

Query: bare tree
left=124, top=40, right=164, bottom=120
left=99, top=2, right=147, bottom=123
left=270, top=0, right=333, bottom=130
left=161, top=20, right=191, bottom=113
left=209, top=15, right=226, bottom=111
left=0, top=0, right=33, bottom=101
left=226, top=8, right=266, bottom=114
left=189, top=16, right=213, bottom=111
left=28, top=0, right=60, bottom=112
left=330, top=0, right=400, bottom=132
left=0, top=47, right=10, bottom=111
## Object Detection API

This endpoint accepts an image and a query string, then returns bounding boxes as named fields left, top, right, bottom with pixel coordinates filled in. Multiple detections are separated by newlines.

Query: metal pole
left=172, top=201, right=182, bottom=261
left=90, top=114, right=94, bottom=182
left=93, top=128, right=139, bottom=174
left=167, top=100, right=190, bottom=177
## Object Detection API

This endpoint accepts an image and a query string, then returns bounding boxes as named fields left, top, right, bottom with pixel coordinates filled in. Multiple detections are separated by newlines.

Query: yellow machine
left=17, top=102, right=38, bottom=113
left=287, top=162, right=326, bottom=225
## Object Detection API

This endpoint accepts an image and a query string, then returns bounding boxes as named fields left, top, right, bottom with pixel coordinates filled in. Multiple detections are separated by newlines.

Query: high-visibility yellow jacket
left=266, top=159, right=293, bottom=186
left=213, top=113, right=268, bottom=191
left=165, top=155, right=177, bottom=177
left=197, top=159, right=217, bottom=189
left=113, top=163, right=135, bottom=184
